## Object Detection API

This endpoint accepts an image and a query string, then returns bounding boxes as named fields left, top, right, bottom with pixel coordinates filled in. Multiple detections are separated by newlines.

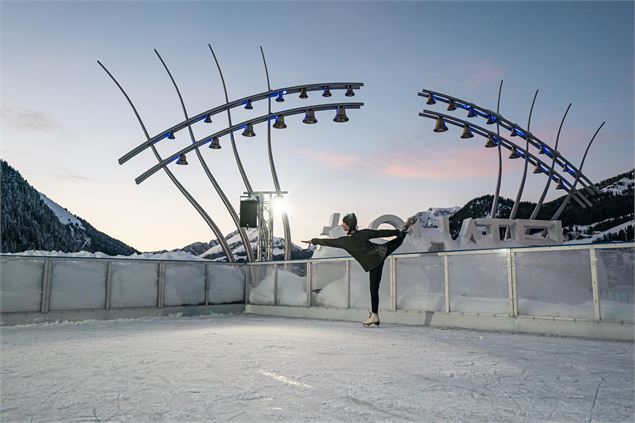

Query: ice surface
left=0, top=314, right=632, bottom=422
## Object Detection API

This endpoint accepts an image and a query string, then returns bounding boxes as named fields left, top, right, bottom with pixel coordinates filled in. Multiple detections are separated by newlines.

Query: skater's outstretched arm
left=304, top=236, right=347, bottom=249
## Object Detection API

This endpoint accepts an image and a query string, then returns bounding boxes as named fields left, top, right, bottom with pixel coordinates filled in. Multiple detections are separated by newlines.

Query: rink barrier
left=0, top=255, right=245, bottom=325
left=244, top=243, right=634, bottom=341
left=1, top=243, right=633, bottom=340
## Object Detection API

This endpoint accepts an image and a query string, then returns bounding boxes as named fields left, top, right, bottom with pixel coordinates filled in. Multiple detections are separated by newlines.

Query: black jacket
left=311, top=229, right=401, bottom=272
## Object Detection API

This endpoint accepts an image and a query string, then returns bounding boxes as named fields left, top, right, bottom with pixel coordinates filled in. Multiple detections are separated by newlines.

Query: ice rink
left=1, top=313, right=633, bottom=422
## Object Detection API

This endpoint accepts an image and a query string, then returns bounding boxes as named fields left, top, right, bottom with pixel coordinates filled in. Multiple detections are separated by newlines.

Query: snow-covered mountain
left=1, top=160, right=138, bottom=255
left=165, top=228, right=307, bottom=262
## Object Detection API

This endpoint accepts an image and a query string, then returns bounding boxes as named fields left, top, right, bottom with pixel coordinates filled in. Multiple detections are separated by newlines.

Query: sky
left=1, top=0, right=633, bottom=252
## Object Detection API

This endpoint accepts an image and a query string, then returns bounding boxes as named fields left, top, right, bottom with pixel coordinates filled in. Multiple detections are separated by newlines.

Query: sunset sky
left=1, top=1, right=633, bottom=252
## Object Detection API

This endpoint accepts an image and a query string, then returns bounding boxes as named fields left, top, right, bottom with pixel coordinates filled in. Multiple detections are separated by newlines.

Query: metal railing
left=246, top=243, right=635, bottom=324
left=2, top=243, right=633, bottom=328
left=0, top=255, right=245, bottom=315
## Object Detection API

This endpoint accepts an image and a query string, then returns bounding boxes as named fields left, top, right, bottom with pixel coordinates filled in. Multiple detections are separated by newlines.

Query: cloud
left=0, top=107, right=75, bottom=138
left=467, top=62, right=505, bottom=84
left=297, top=145, right=498, bottom=181
left=52, top=168, right=96, bottom=182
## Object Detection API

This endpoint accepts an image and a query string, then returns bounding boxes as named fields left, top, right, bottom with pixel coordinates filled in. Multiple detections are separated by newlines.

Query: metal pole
left=97, top=61, right=237, bottom=262
left=208, top=45, right=254, bottom=195
left=507, top=250, right=518, bottom=317
left=306, top=262, right=312, bottom=307
left=531, top=103, right=572, bottom=219
left=154, top=49, right=253, bottom=262
left=443, top=254, right=450, bottom=313
left=105, top=261, right=112, bottom=311
left=589, top=248, right=601, bottom=321
left=490, top=80, right=504, bottom=218
left=551, top=122, right=605, bottom=220
left=509, top=89, right=539, bottom=221
left=158, top=262, right=166, bottom=308
left=260, top=46, right=293, bottom=261
left=346, top=260, right=351, bottom=309
left=390, top=256, right=397, bottom=311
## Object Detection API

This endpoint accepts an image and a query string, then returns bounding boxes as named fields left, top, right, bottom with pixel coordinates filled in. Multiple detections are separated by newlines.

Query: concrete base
left=245, top=305, right=634, bottom=341
left=1, top=304, right=245, bottom=326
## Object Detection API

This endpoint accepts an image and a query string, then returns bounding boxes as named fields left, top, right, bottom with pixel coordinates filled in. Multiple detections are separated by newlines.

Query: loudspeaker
left=240, top=197, right=258, bottom=228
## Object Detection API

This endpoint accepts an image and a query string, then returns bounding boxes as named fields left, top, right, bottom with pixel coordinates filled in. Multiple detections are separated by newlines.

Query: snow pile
left=248, top=269, right=307, bottom=306
left=39, top=193, right=84, bottom=228
left=601, top=175, right=634, bottom=195
left=417, top=206, right=461, bottom=227
left=6, top=250, right=207, bottom=261
left=565, top=221, right=634, bottom=244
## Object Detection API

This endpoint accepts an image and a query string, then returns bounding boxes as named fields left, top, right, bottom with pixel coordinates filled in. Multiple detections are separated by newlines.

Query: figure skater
left=302, top=213, right=418, bottom=327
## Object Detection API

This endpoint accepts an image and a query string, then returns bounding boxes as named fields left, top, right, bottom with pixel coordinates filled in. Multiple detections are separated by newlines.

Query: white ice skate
left=362, top=312, right=380, bottom=327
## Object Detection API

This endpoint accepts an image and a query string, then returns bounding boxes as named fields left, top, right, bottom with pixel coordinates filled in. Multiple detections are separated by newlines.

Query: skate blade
left=362, top=322, right=380, bottom=327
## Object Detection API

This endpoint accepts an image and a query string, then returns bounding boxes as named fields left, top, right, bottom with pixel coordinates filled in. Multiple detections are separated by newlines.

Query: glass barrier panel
left=396, top=255, right=445, bottom=312
left=0, top=257, right=44, bottom=312
left=448, top=252, right=509, bottom=315
left=164, top=263, right=206, bottom=306
left=515, top=250, right=594, bottom=319
left=597, top=248, right=634, bottom=322
left=208, top=264, right=245, bottom=305
left=110, top=261, right=159, bottom=308
left=247, top=265, right=275, bottom=305
left=312, top=261, right=347, bottom=308
left=49, top=260, right=107, bottom=310
left=275, top=263, right=308, bottom=307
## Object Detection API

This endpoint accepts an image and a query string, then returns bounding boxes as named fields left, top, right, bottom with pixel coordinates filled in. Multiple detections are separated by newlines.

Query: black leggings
left=369, top=232, right=406, bottom=313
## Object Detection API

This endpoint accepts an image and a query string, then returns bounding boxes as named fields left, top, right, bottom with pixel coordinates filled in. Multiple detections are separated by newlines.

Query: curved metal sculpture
left=419, top=109, right=592, bottom=209
left=260, top=46, right=292, bottom=261
left=119, top=82, right=363, bottom=165
left=208, top=45, right=253, bottom=196
left=105, top=47, right=364, bottom=262
left=135, top=103, right=363, bottom=184
left=418, top=89, right=601, bottom=196
left=530, top=103, right=572, bottom=219
left=153, top=49, right=254, bottom=262
left=509, top=89, right=539, bottom=221
left=491, top=80, right=504, bottom=217
left=97, top=60, right=235, bottom=261
left=551, top=122, right=605, bottom=220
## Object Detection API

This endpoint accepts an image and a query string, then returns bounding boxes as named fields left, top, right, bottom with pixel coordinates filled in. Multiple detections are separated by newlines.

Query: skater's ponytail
left=343, top=213, right=358, bottom=234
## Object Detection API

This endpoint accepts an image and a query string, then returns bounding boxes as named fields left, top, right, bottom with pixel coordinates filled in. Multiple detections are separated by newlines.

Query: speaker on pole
left=240, top=196, right=259, bottom=228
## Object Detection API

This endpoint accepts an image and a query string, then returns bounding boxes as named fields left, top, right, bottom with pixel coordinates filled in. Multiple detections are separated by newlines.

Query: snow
left=565, top=221, right=634, bottom=244
left=39, top=192, right=84, bottom=229
left=601, top=176, right=634, bottom=195
left=5, top=250, right=207, bottom=261
left=1, top=314, right=632, bottom=422
left=417, top=206, right=461, bottom=227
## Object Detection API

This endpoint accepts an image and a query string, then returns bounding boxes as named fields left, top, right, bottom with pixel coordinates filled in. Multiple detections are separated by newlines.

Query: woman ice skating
left=302, top=213, right=418, bottom=327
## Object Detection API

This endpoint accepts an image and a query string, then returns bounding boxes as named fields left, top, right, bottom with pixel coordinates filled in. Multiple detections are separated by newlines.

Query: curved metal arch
left=136, top=103, right=364, bottom=185
left=509, top=89, right=539, bottom=221
left=419, top=89, right=600, bottom=195
left=530, top=103, right=572, bottom=219
left=260, top=46, right=293, bottom=261
left=118, top=79, right=364, bottom=165
left=208, top=45, right=253, bottom=195
left=97, top=60, right=236, bottom=262
left=552, top=121, right=605, bottom=221
left=153, top=49, right=254, bottom=262
left=490, top=79, right=504, bottom=217
left=420, top=110, right=591, bottom=209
